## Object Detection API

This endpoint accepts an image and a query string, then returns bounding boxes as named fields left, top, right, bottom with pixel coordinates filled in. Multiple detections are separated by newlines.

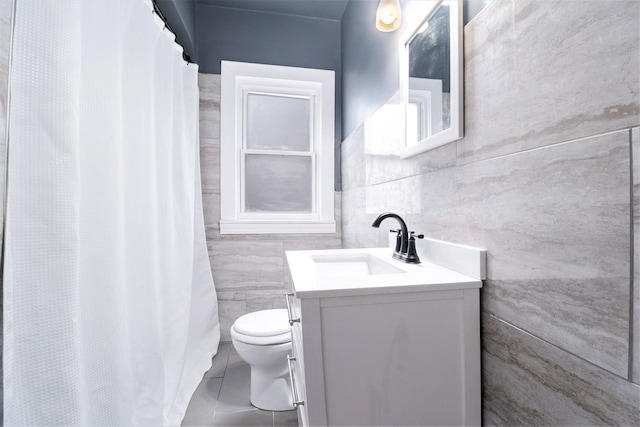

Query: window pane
left=244, top=154, right=312, bottom=213
left=246, top=94, right=311, bottom=151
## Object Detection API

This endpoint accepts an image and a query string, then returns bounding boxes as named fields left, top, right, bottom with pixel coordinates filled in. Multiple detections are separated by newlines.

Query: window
left=220, top=61, right=335, bottom=234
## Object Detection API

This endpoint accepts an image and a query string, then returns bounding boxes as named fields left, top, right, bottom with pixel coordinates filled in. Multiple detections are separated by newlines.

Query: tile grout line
left=488, top=313, right=632, bottom=382
left=212, top=343, right=231, bottom=419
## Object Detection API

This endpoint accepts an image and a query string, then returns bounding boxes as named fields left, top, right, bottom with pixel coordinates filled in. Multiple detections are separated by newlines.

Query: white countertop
left=286, top=247, right=483, bottom=299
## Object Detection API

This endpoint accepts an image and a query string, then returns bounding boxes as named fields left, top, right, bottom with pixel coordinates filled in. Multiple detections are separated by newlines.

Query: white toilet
left=230, top=308, right=294, bottom=411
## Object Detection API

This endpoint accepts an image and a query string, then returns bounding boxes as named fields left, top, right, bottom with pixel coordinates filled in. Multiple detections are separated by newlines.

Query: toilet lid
left=232, top=309, right=291, bottom=339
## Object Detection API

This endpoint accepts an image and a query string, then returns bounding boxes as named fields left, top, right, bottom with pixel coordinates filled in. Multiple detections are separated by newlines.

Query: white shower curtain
left=3, top=0, right=220, bottom=425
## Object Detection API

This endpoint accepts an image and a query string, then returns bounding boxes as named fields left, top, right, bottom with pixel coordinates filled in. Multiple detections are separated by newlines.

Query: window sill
left=219, top=220, right=336, bottom=235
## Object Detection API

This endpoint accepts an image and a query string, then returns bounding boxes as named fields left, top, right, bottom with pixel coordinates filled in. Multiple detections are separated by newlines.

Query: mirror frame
left=399, top=0, right=463, bottom=158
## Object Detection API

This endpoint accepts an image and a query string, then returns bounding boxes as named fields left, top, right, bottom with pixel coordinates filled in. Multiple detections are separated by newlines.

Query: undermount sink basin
left=312, top=253, right=405, bottom=277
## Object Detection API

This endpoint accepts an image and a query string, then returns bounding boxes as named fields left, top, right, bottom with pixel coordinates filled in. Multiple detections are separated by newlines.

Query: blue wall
left=340, top=0, right=404, bottom=140
left=195, top=5, right=341, bottom=76
left=155, top=0, right=197, bottom=62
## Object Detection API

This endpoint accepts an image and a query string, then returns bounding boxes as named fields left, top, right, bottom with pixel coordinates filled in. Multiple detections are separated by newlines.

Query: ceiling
left=197, top=0, right=350, bottom=21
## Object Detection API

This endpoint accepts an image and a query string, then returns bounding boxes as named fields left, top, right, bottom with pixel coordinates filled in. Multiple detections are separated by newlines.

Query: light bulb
left=381, top=13, right=396, bottom=25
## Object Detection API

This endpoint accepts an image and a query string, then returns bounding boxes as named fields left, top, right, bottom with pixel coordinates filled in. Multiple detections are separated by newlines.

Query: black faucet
left=371, top=212, right=422, bottom=264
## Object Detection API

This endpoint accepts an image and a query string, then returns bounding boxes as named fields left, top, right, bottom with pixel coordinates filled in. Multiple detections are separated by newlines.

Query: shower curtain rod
left=151, top=0, right=193, bottom=64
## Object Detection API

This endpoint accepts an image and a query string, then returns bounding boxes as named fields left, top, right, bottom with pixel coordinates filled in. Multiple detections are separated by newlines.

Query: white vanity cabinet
left=285, top=244, right=485, bottom=427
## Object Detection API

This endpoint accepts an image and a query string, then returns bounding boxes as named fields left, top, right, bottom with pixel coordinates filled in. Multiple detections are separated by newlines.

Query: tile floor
left=182, top=342, right=299, bottom=427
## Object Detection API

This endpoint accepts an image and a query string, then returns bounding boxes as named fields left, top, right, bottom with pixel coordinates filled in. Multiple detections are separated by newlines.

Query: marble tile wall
left=0, top=0, right=13, bottom=420
left=198, top=74, right=342, bottom=341
left=341, top=0, right=639, bottom=423
left=482, top=313, right=639, bottom=425
left=460, top=0, right=639, bottom=165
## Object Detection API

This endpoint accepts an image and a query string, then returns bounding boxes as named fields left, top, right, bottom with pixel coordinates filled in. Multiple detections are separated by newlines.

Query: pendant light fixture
left=376, top=0, right=402, bottom=32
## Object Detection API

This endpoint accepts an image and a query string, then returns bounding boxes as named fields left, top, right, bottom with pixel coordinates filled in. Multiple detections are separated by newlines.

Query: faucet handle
left=409, top=232, right=424, bottom=240
left=405, top=232, right=423, bottom=264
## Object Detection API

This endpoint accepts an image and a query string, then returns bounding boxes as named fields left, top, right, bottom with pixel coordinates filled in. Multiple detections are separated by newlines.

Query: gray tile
left=245, top=290, right=288, bottom=313
left=181, top=378, right=223, bottom=427
left=282, top=236, right=342, bottom=252
left=198, top=73, right=220, bottom=102
left=183, top=344, right=279, bottom=427
left=273, top=409, right=298, bottom=427
left=340, top=187, right=382, bottom=250
left=468, top=131, right=632, bottom=377
left=460, top=0, right=639, bottom=164
left=210, top=241, right=284, bottom=290
left=482, top=313, right=640, bottom=426
left=199, top=73, right=221, bottom=140
left=212, top=409, right=274, bottom=427
left=202, top=190, right=220, bottom=231
left=365, top=175, right=423, bottom=214
left=200, top=106, right=220, bottom=140
left=216, top=349, right=254, bottom=413
left=205, top=342, right=232, bottom=379
left=205, top=223, right=219, bottom=242
left=200, top=139, right=220, bottom=193
left=216, top=298, right=246, bottom=342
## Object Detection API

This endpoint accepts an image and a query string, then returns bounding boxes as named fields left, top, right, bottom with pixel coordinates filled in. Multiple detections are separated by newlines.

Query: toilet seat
left=231, top=309, right=291, bottom=346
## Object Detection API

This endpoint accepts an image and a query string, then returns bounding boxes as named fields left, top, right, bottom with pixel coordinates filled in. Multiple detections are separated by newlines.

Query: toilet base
left=250, top=368, right=294, bottom=411
left=230, top=309, right=294, bottom=411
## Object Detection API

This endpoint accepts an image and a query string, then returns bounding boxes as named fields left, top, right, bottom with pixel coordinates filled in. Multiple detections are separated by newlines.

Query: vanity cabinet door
left=318, top=290, right=481, bottom=426
left=288, top=290, right=480, bottom=426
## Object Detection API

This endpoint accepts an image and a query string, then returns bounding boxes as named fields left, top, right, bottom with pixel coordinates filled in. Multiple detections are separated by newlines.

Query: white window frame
left=220, top=61, right=335, bottom=234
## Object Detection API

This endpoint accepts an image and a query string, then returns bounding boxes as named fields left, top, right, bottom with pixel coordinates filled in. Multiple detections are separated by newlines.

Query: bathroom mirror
left=399, top=0, right=463, bottom=158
